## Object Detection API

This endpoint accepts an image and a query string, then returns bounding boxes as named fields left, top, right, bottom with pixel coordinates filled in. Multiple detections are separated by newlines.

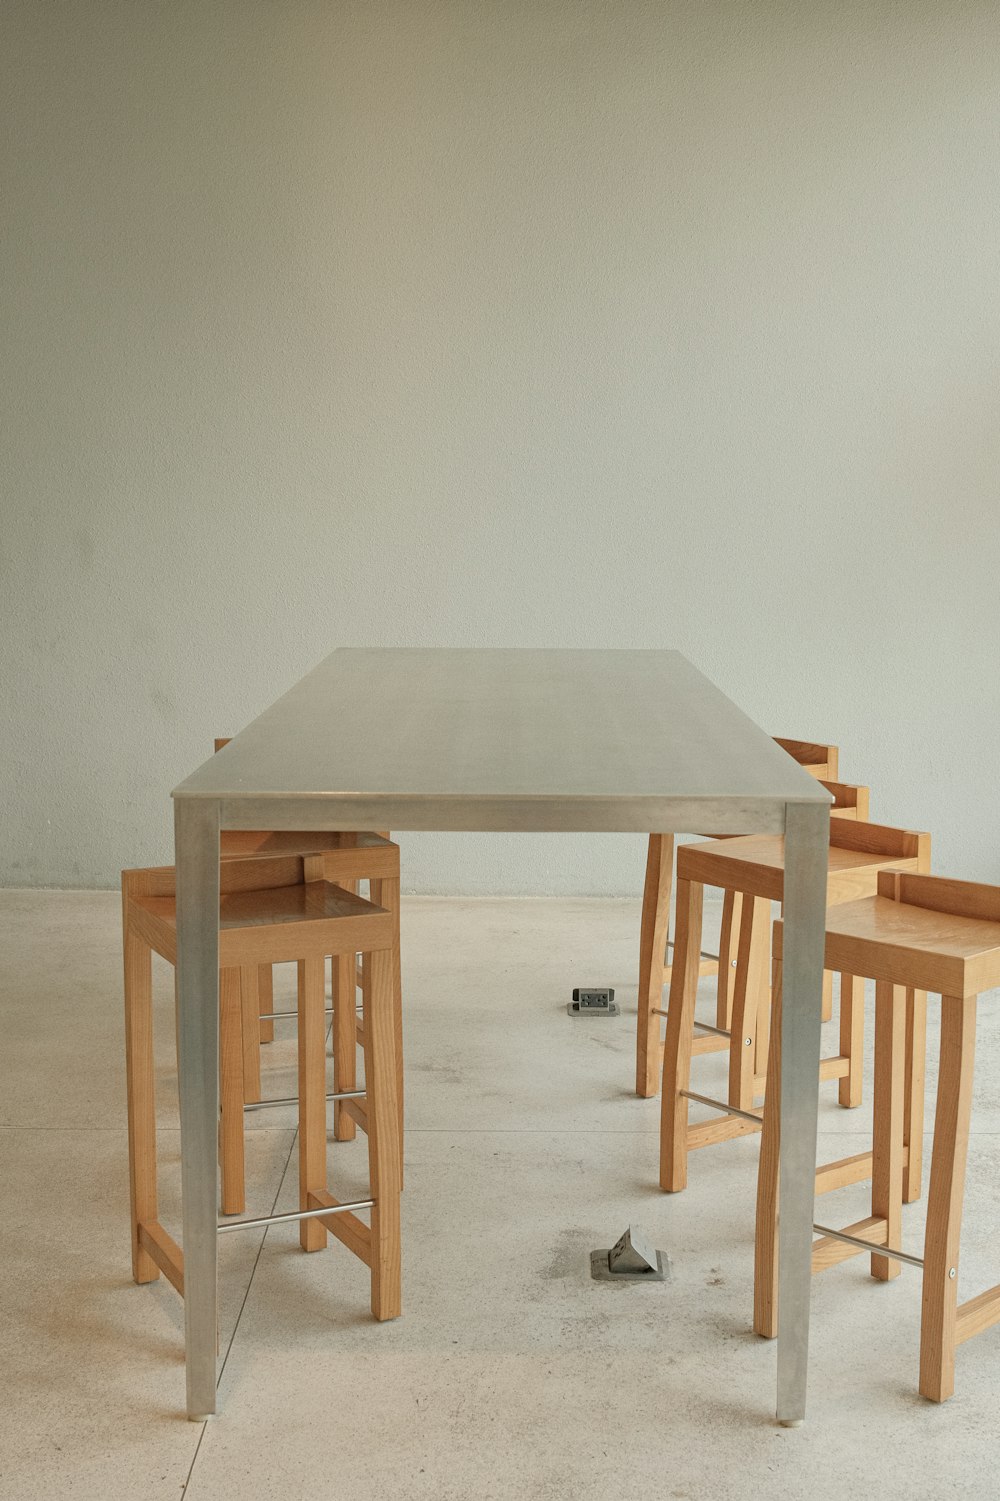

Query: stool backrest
left=122, top=854, right=308, bottom=903
left=877, top=870, right=1000, bottom=923
left=220, top=829, right=362, bottom=858
left=830, top=818, right=930, bottom=868
left=774, top=737, right=838, bottom=780
left=821, top=780, right=870, bottom=820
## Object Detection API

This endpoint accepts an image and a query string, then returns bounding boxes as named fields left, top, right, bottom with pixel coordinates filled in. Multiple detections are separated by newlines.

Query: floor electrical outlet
left=568, top=987, right=618, bottom=1017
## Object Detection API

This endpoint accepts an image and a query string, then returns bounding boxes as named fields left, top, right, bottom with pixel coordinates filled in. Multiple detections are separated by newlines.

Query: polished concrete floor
left=2, top=888, right=998, bottom=1499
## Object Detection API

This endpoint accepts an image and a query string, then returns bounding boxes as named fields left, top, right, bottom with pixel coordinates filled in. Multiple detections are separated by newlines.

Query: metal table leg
left=175, top=798, right=221, bottom=1421
left=775, top=799, right=829, bottom=1425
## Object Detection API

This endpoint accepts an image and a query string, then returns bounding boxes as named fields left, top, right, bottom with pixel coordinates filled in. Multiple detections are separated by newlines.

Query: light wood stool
left=714, top=780, right=871, bottom=1044
left=218, top=829, right=402, bottom=1164
left=636, top=737, right=839, bottom=1097
left=122, top=855, right=401, bottom=1322
left=659, top=780, right=870, bottom=1125
left=755, top=872, right=1000, bottom=1401
left=213, top=738, right=402, bottom=1156
left=659, top=816, right=931, bottom=1193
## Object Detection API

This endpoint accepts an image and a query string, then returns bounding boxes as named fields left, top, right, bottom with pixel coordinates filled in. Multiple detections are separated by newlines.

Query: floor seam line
left=209, top=1128, right=299, bottom=1421
left=179, top=1421, right=209, bottom=1498
left=200, top=1019, right=333, bottom=1427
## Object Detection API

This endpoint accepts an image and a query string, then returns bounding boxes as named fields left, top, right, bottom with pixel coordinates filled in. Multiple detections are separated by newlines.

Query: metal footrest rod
left=259, top=1006, right=335, bottom=1022
left=651, top=1015, right=730, bottom=1032
left=666, top=941, right=720, bottom=962
left=680, top=1088, right=763, bottom=1126
left=218, top=1199, right=374, bottom=1235
left=243, top=1087, right=366, bottom=1112
left=812, top=1223, right=923, bottom=1269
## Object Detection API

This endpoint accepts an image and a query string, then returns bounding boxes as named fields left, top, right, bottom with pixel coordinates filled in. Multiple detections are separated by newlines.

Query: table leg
left=775, top=798, right=829, bottom=1426
left=175, top=797, right=221, bottom=1421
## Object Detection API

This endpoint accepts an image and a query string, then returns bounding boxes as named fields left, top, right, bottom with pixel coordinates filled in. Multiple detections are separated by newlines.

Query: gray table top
left=173, top=648, right=830, bottom=834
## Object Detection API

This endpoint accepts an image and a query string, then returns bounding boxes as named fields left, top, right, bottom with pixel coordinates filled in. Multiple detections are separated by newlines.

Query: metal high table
left=172, top=648, right=831, bottom=1423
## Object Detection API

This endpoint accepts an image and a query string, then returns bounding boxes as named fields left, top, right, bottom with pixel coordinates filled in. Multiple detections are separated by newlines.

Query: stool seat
left=219, top=879, right=382, bottom=927
left=680, top=823, right=927, bottom=903
left=808, top=891, right=1000, bottom=997
left=130, top=878, right=392, bottom=967
left=136, top=878, right=383, bottom=929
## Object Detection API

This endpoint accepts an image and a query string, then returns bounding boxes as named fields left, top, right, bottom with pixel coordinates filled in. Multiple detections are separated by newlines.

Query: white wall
left=3, top=1, right=999, bottom=893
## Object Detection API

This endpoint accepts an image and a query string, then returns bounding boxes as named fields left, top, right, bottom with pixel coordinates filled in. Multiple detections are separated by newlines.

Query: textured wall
left=3, top=1, right=999, bottom=892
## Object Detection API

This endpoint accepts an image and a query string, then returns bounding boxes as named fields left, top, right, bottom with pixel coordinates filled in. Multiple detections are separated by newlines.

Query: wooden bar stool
left=636, top=737, right=839, bottom=1097
left=122, top=855, right=401, bottom=1322
left=213, top=737, right=402, bottom=1155
left=659, top=815, right=931, bottom=1193
left=714, top=780, right=870, bottom=1042
left=659, top=780, right=871, bottom=1124
left=755, top=872, right=1000, bottom=1401
left=217, top=828, right=402, bottom=1162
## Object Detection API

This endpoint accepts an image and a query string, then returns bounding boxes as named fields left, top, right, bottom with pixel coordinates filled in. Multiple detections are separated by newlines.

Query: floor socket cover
left=590, top=1226, right=670, bottom=1283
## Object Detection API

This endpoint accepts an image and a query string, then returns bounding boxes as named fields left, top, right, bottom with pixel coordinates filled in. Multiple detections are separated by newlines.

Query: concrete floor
left=2, top=889, right=998, bottom=1500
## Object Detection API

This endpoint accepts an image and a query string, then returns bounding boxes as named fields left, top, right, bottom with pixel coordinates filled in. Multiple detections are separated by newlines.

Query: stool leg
left=728, top=895, right=770, bottom=1112
left=919, top=994, right=976, bottom=1403
left=821, top=969, right=834, bottom=1025
left=659, top=878, right=704, bottom=1192
left=298, top=954, right=329, bottom=1253
left=372, top=843, right=403, bottom=1150
left=754, top=954, right=778, bottom=1095
left=257, top=964, right=275, bottom=1044
left=716, top=889, right=742, bottom=1030
left=334, top=867, right=360, bottom=1142
left=332, top=951, right=357, bottom=1142
left=871, top=982, right=906, bottom=1282
left=754, top=961, right=783, bottom=1339
left=239, top=965, right=262, bottom=1104
left=637, top=834, right=673, bottom=1097
left=371, top=874, right=404, bottom=1185
left=903, top=988, right=927, bottom=1203
left=219, top=967, right=246, bottom=1217
left=123, top=918, right=158, bottom=1283
left=839, top=974, right=864, bottom=1108
left=364, top=946, right=402, bottom=1320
